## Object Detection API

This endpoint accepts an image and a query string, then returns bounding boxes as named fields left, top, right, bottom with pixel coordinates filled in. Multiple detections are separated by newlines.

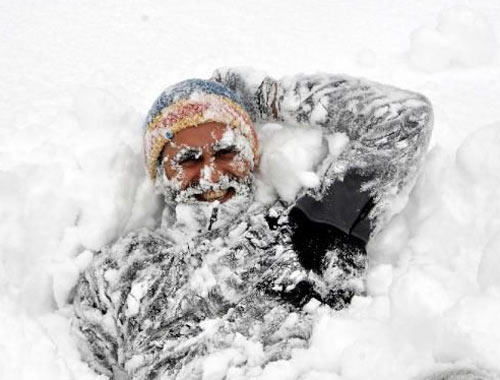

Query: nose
left=200, top=160, right=222, bottom=183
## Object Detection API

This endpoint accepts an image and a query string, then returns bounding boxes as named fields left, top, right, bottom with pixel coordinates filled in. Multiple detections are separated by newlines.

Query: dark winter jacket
left=73, top=69, right=433, bottom=379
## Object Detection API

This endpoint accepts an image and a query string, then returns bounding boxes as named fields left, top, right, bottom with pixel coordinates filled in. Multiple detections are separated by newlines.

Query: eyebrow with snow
left=173, top=147, right=202, bottom=163
left=212, top=141, right=239, bottom=153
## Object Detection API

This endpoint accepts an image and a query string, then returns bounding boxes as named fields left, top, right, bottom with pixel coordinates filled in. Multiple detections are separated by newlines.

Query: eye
left=176, top=150, right=202, bottom=166
left=178, top=156, right=200, bottom=166
left=215, top=147, right=237, bottom=160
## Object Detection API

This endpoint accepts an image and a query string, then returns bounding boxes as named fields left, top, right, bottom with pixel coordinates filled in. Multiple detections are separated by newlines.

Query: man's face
left=161, top=122, right=254, bottom=203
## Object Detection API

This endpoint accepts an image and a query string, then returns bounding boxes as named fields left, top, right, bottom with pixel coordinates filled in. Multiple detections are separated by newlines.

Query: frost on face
left=215, top=125, right=255, bottom=173
left=155, top=126, right=256, bottom=235
left=227, top=126, right=254, bottom=159
left=157, top=126, right=254, bottom=200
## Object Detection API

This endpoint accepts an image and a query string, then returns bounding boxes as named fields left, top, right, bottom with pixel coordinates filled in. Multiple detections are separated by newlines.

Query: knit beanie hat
left=143, top=79, right=259, bottom=183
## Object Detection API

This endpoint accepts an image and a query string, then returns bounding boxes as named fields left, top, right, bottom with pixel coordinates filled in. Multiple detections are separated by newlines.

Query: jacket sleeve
left=275, top=73, right=433, bottom=173
left=72, top=230, right=178, bottom=380
left=278, top=73, right=433, bottom=232
left=212, top=68, right=433, bottom=233
left=72, top=246, right=122, bottom=379
left=212, top=68, right=433, bottom=177
left=210, top=68, right=433, bottom=145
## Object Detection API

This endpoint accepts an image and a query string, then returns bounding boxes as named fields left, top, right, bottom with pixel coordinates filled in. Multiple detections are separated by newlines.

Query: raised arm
left=211, top=68, right=432, bottom=141
left=275, top=73, right=433, bottom=185
left=211, top=68, right=432, bottom=171
left=212, top=68, right=433, bottom=234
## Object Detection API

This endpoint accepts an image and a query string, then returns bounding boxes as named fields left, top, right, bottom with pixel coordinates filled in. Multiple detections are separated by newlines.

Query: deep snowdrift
left=1, top=2, right=500, bottom=379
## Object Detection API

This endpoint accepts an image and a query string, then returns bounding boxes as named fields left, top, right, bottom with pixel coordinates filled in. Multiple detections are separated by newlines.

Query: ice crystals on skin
left=173, top=147, right=203, bottom=166
left=158, top=126, right=254, bottom=198
left=155, top=126, right=256, bottom=235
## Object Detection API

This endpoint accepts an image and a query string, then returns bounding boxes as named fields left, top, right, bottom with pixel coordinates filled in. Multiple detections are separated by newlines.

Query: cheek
left=164, top=164, right=178, bottom=180
left=228, top=156, right=252, bottom=177
left=164, top=163, right=188, bottom=185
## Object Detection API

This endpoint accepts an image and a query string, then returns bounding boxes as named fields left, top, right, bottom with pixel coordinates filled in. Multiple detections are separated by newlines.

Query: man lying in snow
left=73, top=68, right=433, bottom=379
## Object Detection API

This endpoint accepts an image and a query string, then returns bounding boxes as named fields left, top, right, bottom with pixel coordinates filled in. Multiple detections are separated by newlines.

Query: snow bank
left=0, top=87, right=161, bottom=313
left=2, top=59, right=500, bottom=380
left=409, top=6, right=499, bottom=72
left=0, top=295, right=98, bottom=380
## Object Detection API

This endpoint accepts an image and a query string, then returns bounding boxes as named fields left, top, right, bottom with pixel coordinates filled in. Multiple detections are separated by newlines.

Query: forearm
left=276, top=73, right=432, bottom=178
left=273, top=74, right=433, bottom=243
left=275, top=73, right=432, bottom=135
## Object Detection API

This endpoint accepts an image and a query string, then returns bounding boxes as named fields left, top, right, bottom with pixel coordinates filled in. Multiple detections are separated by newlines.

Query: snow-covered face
left=158, top=122, right=255, bottom=204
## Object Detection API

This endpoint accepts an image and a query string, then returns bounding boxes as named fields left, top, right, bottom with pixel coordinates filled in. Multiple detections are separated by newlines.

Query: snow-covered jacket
left=73, top=69, right=433, bottom=380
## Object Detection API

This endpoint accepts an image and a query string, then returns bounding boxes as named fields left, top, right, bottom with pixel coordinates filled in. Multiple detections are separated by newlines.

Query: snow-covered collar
left=159, top=181, right=256, bottom=243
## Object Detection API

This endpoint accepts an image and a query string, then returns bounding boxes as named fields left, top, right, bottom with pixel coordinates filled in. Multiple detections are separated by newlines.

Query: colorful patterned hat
left=143, top=79, right=258, bottom=182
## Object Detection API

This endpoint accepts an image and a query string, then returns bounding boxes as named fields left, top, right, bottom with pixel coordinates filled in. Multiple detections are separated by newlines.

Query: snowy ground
left=2, top=1, right=500, bottom=379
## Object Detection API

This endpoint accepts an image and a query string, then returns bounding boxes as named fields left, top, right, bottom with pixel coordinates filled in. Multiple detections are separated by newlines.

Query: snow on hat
left=144, top=79, right=258, bottom=182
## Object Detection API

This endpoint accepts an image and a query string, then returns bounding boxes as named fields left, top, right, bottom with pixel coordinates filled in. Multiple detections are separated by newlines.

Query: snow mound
left=478, top=233, right=500, bottom=291
left=409, top=6, right=499, bottom=72
left=0, top=296, right=97, bottom=380
left=0, top=87, right=161, bottom=313
left=356, top=49, right=377, bottom=68
left=256, top=123, right=325, bottom=203
left=456, top=123, right=500, bottom=185
left=3, top=98, right=500, bottom=379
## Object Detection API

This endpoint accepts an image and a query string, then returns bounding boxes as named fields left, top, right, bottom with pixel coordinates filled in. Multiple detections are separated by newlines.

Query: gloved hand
left=211, top=67, right=279, bottom=121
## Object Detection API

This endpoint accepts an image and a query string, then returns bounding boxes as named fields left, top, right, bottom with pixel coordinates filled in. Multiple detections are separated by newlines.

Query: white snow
left=126, top=280, right=150, bottom=317
left=325, top=132, right=349, bottom=159
left=356, top=49, right=377, bottom=68
left=409, top=6, right=499, bottom=72
left=2, top=1, right=500, bottom=379
left=256, top=124, right=325, bottom=202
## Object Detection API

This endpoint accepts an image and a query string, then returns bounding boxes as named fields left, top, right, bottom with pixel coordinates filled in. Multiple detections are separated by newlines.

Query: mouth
left=195, top=188, right=235, bottom=203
